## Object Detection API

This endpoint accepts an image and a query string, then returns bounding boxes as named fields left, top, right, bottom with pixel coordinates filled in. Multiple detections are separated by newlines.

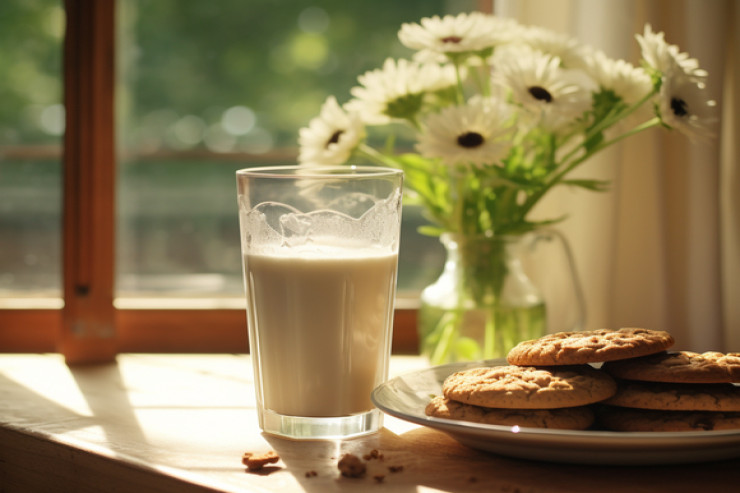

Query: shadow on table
left=0, top=362, right=149, bottom=463
left=68, top=362, right=153, bottom=460
left=396, top=426, right=740, bottom=493
left=264, top=428, right=424, bottom=493
left=267, top=425, right=740, bottom=493
left=0, top=371, right=97, bottom=431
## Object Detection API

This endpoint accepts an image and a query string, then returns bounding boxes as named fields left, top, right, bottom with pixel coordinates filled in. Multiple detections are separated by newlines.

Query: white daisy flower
left=416, top=98, right=514, bottom=167
left=410, top=16, right=523, bottom=65
left=345, top=58, right=457, bottom=124
left=298, top=96, right=365, bottom=166
left=410, top=48, right=451, bottom=65
left=494, top=49, right=596, bottom=130
left=658, top=69, right=716, bottom=140
left=586, top=50, right=653, bottom=105
left=636, top=24, right=707, bottom=79
left=398, top=12, right=513, bottom=57
left=519, top=25, right=594, bottom=70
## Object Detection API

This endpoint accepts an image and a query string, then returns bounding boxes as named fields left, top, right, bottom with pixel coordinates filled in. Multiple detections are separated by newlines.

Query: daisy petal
left=585, top=50, right=653, bottom=105
left=345, top=58, right=457, bottom=124
left=658, top=69, right=717, bottom=140
left=398, top=12, right=514, bottom=57
left=494, top=49, right=596, bottom=130
left=417, top=98, right=514, bottom=167
left=637, top=24, right=706, bottom=80
left=298, top=96, right=365, bottom=166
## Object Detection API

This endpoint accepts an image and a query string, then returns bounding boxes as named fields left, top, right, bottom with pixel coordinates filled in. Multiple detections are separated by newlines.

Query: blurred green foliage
left=0, top=0, right=477, bottom=150
left=0, top=0, right=64, bottom=145
left=0, top=0, right=475, bottom=295
left=118, top=0, right=475, bottom=153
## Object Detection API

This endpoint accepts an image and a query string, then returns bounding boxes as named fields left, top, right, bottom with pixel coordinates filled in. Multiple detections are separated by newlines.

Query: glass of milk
left=236, top=165, right=403, bottom=439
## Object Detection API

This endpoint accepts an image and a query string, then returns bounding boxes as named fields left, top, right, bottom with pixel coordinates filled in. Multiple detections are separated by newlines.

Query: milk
left=245, top=247, right=398, bottom=417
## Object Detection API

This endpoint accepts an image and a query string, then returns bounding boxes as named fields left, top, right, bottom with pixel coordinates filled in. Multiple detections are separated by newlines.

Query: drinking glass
left=236, top=165, right=403, bottom=439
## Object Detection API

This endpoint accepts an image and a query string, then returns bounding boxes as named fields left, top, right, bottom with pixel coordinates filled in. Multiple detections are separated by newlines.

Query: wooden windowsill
left=1, top=354, right=737, bottom=492
left=0, top=307, right=420, bottom=354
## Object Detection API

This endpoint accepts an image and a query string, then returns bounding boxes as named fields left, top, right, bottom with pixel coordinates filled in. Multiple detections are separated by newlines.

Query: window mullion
left=60, top=0, right=117, bottom=363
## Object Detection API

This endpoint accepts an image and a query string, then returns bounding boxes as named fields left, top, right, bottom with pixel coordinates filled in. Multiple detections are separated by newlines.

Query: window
left=0, top=1, right=64, bottom=303
left=0, top=0, right=64, bottom=352
left=1, top=0, right=483, bottom=359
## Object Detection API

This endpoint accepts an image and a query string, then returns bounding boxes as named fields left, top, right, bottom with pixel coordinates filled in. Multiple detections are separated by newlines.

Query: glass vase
left=418, top=230, right=585, bottom=365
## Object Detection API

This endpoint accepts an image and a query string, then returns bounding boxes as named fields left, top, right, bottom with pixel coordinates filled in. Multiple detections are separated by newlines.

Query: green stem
left=557, top=88, right=659, bottom=171
left=454, top=169, right=468, bottom=235
left=406, top=115, right=423, bottom=132
left=520, top=116, right=662, bottom=217
left=454, top=62, right=466, bottom=105
left=470, top=60, right=491, bottom=98
left=429, top=311, right=459, bottom=365
left=356, top=144, right=396, bottom=167
left=585, top=87, right=659, bottom=142
left=484, top=312, right=496, bottom=358
left=588, top=116, right=662, bottom=154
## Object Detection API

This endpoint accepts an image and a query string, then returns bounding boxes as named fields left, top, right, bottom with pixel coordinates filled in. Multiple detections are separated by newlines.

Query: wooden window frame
left=0, top=0, right=420, bottom=361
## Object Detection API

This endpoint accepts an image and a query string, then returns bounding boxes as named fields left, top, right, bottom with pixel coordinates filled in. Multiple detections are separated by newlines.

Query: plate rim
left=371, top=359, right=740, bottom=452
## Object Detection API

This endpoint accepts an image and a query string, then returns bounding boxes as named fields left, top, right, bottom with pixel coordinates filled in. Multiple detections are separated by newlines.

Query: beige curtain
left=494, top=0, right=738, bottom=351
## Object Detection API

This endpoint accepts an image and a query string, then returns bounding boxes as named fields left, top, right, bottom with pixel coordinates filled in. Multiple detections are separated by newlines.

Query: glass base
left=259, top=408, right=383, bottom=440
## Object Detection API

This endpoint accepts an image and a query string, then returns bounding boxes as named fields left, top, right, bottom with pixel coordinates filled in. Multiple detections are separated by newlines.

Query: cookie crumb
left=241, top=451, right=280, bottom=471
left=305, top=470, right=318, bottom=478
left=388, top=465, right=404, bottom=473
left=373, top=475, right=385, bottom=483
left=338, top=453, right=366, bottom=478
left=363, top=449, right=381, bottom=460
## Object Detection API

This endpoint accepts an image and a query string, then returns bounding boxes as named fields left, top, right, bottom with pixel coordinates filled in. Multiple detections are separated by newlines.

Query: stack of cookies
left=599, top=350, right=740, bottom=431
left=425, top=327, right=740, bottom=432
left=426, top=364, right=615, bottom=430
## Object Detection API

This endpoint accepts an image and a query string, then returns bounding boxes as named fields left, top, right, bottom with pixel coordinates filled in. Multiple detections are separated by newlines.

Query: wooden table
left=0, top=354, right=737, bottom=492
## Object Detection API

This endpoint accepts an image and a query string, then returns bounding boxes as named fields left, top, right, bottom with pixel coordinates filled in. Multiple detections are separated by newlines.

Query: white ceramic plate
left=371, top=359, right=740, bottom=465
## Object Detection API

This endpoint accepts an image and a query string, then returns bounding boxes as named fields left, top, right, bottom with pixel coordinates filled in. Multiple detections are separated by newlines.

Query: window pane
left=116, top=1, right=475, bottom=302
left=0, top=1, right=64, bottom=303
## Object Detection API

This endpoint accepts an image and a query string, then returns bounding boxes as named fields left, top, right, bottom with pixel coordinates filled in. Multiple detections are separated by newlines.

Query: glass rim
left=236, top=165, right=403, bottom=179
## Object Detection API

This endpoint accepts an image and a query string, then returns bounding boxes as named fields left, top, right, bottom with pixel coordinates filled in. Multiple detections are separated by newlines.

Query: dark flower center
left=457, top=131, right=484, bottom=148
left=441, top=35, right=463, bottom=44
left=528, top=85, right=553, bottom=103
left=670, top=97, right=689, bottom=117
left=326, top=130, right=343, bottom=147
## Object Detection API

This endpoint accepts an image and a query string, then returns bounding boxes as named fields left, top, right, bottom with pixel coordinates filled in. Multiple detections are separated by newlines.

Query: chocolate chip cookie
left=442, top=365, right=617, bottom=409
left=425, top=395, right=595, bottom=430
left=603, top=350, right=740, bottom=384
left=506, top=328, right=674, bottom=366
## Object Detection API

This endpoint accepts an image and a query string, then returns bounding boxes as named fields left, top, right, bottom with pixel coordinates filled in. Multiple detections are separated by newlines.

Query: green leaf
left=391, top=153, right=453, bottom=227
left=384, top=93, right=424, bottom=121
left=395, top=152, right=431, bottom=170
left=383, top=134, right=397, bottom=155
left=584, top=89, right=626, bottom=152
left=583, top=131, right=604, bottom=153
left=561, top=179, right=611, bottom=192
left=417, top=225, right=444, bottom=237
left=497, top=216, right=567, bottom=235
left=454, top=337, right=482, bottom=361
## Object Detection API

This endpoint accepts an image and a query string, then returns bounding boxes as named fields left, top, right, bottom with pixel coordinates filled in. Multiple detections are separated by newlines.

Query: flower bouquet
left=298, top=12, right=715, bottom=364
